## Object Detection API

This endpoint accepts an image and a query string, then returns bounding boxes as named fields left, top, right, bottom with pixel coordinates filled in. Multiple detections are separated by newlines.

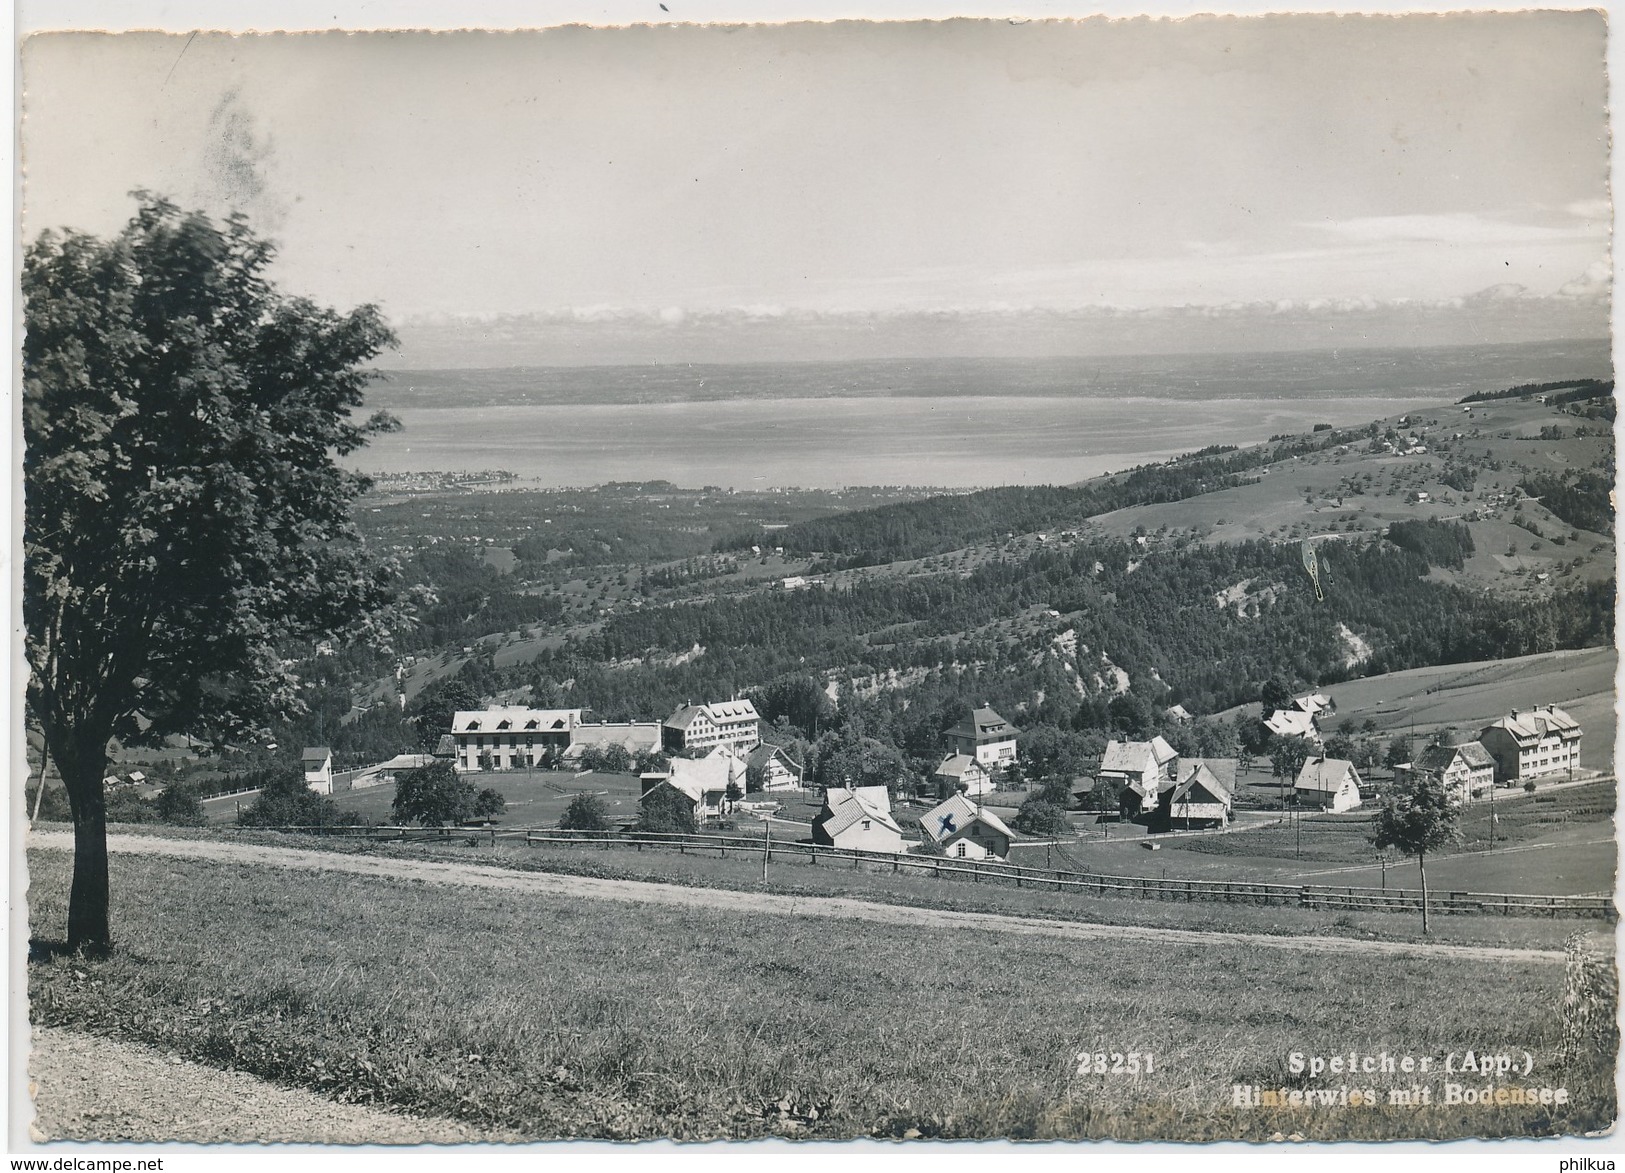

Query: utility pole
left=762, top=820, right=770, bottom=882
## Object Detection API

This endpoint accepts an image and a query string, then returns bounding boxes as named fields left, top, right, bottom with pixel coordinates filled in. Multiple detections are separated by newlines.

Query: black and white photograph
left=10, top=1, right=1621, bottom=1157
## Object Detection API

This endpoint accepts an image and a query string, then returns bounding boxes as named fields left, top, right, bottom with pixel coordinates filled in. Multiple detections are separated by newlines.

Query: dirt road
left=27, top=1025, right=513, bottom=1144
left=28, top=830, right=1575, bottom=965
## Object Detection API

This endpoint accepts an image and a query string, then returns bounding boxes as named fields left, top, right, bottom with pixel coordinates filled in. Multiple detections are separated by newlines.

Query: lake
left=354, top=393, right=1461, bottom=489
left=349, top=342, right=1613, bottom=489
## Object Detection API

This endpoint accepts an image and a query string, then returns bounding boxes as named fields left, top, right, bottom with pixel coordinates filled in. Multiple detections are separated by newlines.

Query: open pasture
left=27, top=846, right=1614, bottom=1141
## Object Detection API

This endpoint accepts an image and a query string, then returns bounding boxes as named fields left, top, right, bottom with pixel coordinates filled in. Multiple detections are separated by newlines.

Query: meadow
left=27, top=847, right=1614, bottom=1141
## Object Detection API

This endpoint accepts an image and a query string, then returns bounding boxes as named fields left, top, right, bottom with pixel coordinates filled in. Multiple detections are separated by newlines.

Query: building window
left=956, top=842, right=968, bottom=858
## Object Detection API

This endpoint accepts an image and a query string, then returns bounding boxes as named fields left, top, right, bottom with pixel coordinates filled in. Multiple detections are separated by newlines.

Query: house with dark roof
left=1408, top=740, right=1497, bottom=803
left=918, top=792, right=1015, bottom=860
left=746, top=742, right=803, bottom=791
left=1155, top=761, right=1233, bottom=830
left=1477, top=706, right=1582, bottom=784
left=932, top=752, right=993, bottom=798
left=942, top=705, right=1018, bottom=769
left=812, top=786, right=904, bottom=853
left=1293, top=757, right=1364, bottom=813
left=662, top=699, right=761, bottom=755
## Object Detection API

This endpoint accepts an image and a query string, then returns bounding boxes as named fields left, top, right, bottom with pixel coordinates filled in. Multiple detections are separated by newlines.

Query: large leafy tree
left=23, top=196, right=399, bottom=951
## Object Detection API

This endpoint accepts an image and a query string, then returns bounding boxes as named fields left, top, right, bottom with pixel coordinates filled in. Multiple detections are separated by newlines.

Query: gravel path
left=29, top=830, right=1575, bottom=965
left=27, top=1025, right=514, bottom=1144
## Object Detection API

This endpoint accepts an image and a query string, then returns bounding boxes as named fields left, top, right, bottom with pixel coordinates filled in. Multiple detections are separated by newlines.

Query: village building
left=639, top=752, right=744, bottom=824
left=745, top=741, right=804, bottom=791
left=451, top=707, right=663, bottom=771
left=1265, top=693, right=1333, bottom=742
left=565, top=720, right=663, bottom=761
left=452, top=707, right=581, bottom=771
left=812, top=786, right=905, bottom=853
left=932, top=752, right=993, bottom=798
left=1477, top=705, right=1583, bottom=784
left=1293, top=757, right=1364, bottom=813
left=1100, top=736, right=1180, bottom=818
left=918, top=792, right=1015, bottom=860
left=662, top=699, right=761, bottom=755
left=942, top=705, right=1018, bottom=769
left=301, top=746, right=333, bottom=794
left=1408, top=740, right=1497, bottom=803
left=1153, top=761, right=1234, bottom=830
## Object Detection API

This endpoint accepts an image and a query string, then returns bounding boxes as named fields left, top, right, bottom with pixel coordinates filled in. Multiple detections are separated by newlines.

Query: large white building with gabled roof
left=451, top=707, right=581, bottom=771
left=662, top=699, right=760, bottom=755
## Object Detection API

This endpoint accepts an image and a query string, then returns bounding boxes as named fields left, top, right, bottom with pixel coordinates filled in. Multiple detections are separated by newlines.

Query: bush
left=153, top=783, right=206, bottom=827
left=638, top=784, right=698, bottom=834
left=238, top=768, right=361, bottom=829
left=394, top=761, right=501, bottom=827
left=559, top=793, right=611, bottom=831
left=1012, top=797, right=1071, bottom=836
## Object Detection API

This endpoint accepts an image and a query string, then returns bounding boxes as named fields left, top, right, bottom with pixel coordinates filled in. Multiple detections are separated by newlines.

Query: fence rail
left=514, top=829, right=1617, bottom=920
left=221, top=823, right=1616, bottom=920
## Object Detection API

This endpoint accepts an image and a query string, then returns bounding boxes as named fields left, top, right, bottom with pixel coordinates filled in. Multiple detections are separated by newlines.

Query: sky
left=19, top=14, right=1612, bottom=364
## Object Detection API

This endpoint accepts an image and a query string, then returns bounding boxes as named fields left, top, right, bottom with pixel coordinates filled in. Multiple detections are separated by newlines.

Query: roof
left=747, top=742, right=802, bottom=772
left=433, top=734, right=457, bottom=757
left=1174, top=757, right=1238, bottom=792
left=944, top=706, right=1015, bottom=742
left=665, top=700, right=760, bottom=730
left=1292, top=693, right=1333, bottom=715
left=452, top=707, right=580, bottom=734
left=1414, top=740, right=1496, bottom=772
left=301, top=746, right=331, bottom=762
left=919, top=792, right=1015, bottom=845
left=933, top=753, right=987, bottom=779
left=1482, top=705, right=1583, bottom=745
left=1099, top=738, right=1176, bottom=777
left=1265, top=709, right=1319, bottom=739
left=815, top=787, right=902, bottom=839
left=1167, top=762, right=1232, bottom=808
left=1294, top=757, right=1360, bottom=794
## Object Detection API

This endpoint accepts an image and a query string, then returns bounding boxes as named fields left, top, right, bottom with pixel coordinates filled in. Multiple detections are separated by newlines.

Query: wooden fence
left=515, top=829, right=1617, bottom=920
left=223, top=823, right=1616, bottom=920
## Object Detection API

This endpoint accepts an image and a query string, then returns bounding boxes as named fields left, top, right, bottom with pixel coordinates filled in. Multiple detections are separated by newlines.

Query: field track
left=30, top=831, right=1582, bottom=965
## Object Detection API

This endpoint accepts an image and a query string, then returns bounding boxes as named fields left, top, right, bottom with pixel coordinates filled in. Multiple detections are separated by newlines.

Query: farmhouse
left=746, top=741, right=804, bottom=791
left=1100, top=736, right=1180, bottom=817
left=942, top=705, right=1018, bottom=768
left=1293, top=757, right=1364, bottom=813
left=1409, top=740, right=1496, bottom=803
left=662, top=699, right=761, bottom=755
left=452, top=707, right=582, bottom=771
left=1265, top=693, right=1333, bottom=742
left=932, top=752, right=993, bottom=798
left=301, top=746, right=333, bottom=794
left=1477, top=705, right=1582, bottom=784
left=919, top=792, right=1015, bottom=860
left=640, top=752, right=743, bottom=823
left=1152, top=761, right=1233, bottom=830
left=812, top=786, right=905, bottom=853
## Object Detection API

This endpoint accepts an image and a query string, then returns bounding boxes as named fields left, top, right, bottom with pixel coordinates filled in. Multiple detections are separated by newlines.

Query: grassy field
left=1086, top=395, right=1615, bottom=599
left=73, top=821, right=1610, bottom=953
left=27, top=847, right=1614, bottom=1141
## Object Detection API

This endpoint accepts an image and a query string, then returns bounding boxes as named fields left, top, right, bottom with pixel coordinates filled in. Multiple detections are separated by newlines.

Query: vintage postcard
left=12, top=3, right=1619, bottom=1159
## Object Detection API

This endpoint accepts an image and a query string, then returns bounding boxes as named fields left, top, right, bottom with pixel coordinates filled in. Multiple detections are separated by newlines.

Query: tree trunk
left=1418, top=850, right=1429, bottom=936
left=56, top=735, right=112, bottom=953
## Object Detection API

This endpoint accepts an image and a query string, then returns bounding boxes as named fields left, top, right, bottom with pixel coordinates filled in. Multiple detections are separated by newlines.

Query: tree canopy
left=393, top=762, right=506, bottom=827
left=1369, top=771, right=1462, bottom=933
left=23, top=196, right=398, bottom=949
